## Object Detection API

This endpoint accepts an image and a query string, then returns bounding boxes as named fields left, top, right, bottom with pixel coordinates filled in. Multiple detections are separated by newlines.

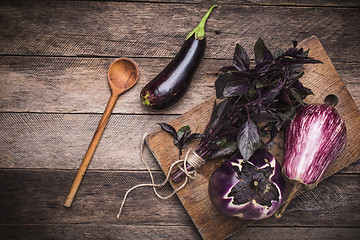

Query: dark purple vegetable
left=275, top=101, right=347, bottom=218
left=166, top=39, right=321, bottom=183
left=209, top=149, right=286, bottom=220
left=140, top=5, right=217, bottom=110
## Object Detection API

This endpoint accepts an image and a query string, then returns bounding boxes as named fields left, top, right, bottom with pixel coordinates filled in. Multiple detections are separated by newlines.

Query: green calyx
left=141, top=92, right=152, bottom=107
left=186, top=5, right=217, bottom=40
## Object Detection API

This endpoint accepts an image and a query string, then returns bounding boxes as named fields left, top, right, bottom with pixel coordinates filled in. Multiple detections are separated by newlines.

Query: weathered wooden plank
left=31, top=0, right=360, bottom=8
left=0, top=57, right=220, bottom=114
left=0, top=169, right=191, bottom=225
left=0, top=224, right=201, bottom=240
left=1, top=2, right=359, bottom=62
left=0, top=113, right=176, bottom=170
left=0, top=57, right=358, bottom=114
left=134, top=0, right=360, bottom=8
left=0, top=112, right=359, bottom=172
left=333, top=62, right=360, bottom=110
left=232, top=227, right=360, bottom=240
left=252, top=172, right=360, bottom=227
left=0, top=169, right=359, bottom=227
left=1, top=224, right=359, bottom=240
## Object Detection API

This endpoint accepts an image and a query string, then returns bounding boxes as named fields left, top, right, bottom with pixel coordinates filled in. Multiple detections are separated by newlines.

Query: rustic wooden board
left=1, top=224, right=360, bottom=240
left=146, top=36, right=360, bottom=240
left=0, top=169, right=359, bottom=231
left=1, top=2, right=360, bottom=62
left=0, top=113, right=175, bottom=170
left=0, top=56, right=358, bottom=115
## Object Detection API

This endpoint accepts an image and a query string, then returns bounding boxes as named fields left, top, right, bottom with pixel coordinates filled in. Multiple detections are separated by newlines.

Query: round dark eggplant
left=140, top=5, right=217, bottom=110
left=209, top=149, right=286, bottom=220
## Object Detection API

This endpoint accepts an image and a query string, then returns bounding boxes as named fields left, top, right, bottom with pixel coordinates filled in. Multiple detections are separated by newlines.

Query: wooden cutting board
left=146, top=36, right=360, bottom=240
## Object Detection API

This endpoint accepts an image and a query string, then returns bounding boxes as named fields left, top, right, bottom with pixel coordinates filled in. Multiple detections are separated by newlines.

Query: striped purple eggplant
left=209, top=149, right=286, bottom=220
left=276, top=103, right=347, bottom=218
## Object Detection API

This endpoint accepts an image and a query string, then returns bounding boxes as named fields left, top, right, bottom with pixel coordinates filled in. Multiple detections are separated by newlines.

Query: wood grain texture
left=0, top=113, right=176, bottom=170
left=0, top=224, right=201, bottom=240
left=0, top=169, right=358, bottom=236
left=1, top=0, right=359, bottom=239
left=1, top=1, right=359, bottom=62
left=0, top=56, right=358, bottom=114
left=0, top=111, right=359, bottom=173
left=29, top=0, right=360, bottom=8
left=146, top=36, right=360, bottom=239
left=1, top=225, right=359, bottom=240
left=0, top=57, right=220, bottom=114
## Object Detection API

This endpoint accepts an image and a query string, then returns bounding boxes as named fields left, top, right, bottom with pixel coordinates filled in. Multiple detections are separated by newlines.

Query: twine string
left=116, top=133, right=205, bottom=219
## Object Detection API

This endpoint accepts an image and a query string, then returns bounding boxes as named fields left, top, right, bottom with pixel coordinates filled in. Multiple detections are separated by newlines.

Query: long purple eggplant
left=140, top=5, right=216, bottom=110
left=276, top=101, right=347, bottom=218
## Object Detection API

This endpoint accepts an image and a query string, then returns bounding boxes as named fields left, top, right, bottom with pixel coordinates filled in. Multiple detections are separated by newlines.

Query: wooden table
left=1, top=1, right=359, bottom=239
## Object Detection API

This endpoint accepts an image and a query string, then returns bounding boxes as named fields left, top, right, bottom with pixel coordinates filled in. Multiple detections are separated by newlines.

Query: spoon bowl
left=108, top=58, right=140, bottom=95
left=64, top=57, right=139, bottom=208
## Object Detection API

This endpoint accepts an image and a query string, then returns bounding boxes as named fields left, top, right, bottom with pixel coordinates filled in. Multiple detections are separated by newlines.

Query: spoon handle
left=64, top=93, right=118, bottom=208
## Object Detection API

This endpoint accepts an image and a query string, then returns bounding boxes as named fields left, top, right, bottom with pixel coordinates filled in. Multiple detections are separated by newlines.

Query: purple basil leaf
left=223, top=80, right=251, bottom=98
left=254, top=61, right=271, bottom=77
left=188, top=133, right=205, bottom=140
left=292, top=40, right=298, bottom=48
left=179, top=132, right=192, bottom=150
left=208, top=99, right=230, bottom=131
left=233, top=43, right=250, bottom=71
left=262, top=70, right=287, bottom=101
left=219, top=66, right=238, bottom=73
left=221, top=126, right=240, bottom=138
left=237, top=118, right=260, bottom=161
left=288, top=71, right=304, bottom=85
left=173, top=125, right=191, bottom=155
left=284, top=105, right=297, bottom=119
left=285, top=47, right=298, bottom=56
left=209, top=141, right=238, bottom=159
left=303, top=49, right=309, bottom=57
left=292, top=79, right=313, bottom=97
left=257, top=108, right=278, bottom=122
left=289, top=88, right=306, bottom=106
left=215, top=73, right=235, bottom=99
left=274, top=49, right=284, bottom=59
left=182, top=133, right=205, bottom=150
left=263, top=48, right=274, bottom=62
left=254, top=39, right=265, bottom=64
left=280, top=89, right=293, bottom=106
left=254, top=38, right=274, bottom=64
left=176, top=125, right=191, bottom=143
left=232, top=70, right=252, bottom=79
left=158, top=122, right=178, bottom=139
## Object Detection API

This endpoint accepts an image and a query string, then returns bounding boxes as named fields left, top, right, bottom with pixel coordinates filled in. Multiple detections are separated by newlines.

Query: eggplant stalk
left=275, top=181, right=302, bottom=218
left=187, top=5, right=217, bottom=40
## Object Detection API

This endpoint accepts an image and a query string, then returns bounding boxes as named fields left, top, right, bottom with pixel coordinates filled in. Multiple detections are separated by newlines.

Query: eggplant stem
left=275, top=182, right=301, bottom=218
left=186, top=5, right=217, bottom=40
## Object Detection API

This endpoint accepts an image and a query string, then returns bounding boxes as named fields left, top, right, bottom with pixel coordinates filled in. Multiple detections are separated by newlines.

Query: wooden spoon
left=64, top=57, right=139, bottom=208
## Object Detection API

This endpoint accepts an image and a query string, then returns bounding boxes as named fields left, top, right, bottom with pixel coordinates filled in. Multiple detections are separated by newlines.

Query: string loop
left=116, top=133, right=205, bottom=219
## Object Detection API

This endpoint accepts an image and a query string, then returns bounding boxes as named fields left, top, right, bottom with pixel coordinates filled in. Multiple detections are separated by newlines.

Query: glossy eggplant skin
left=208, top=149, right=286, bottom=220
left=140, top=35, right=206, bottom=110
left=283, top=103, right=347, bottom=185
